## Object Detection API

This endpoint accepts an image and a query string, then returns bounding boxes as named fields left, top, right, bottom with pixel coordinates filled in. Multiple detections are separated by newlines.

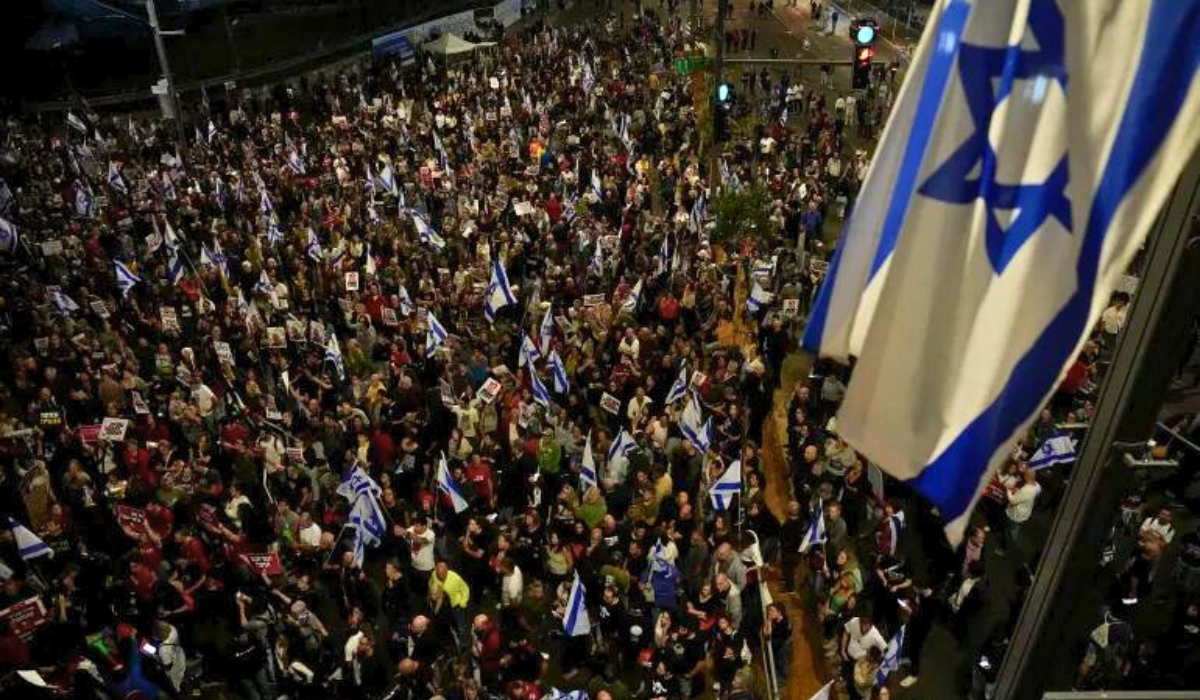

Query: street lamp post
left=145, top=0, right=187, bottom=149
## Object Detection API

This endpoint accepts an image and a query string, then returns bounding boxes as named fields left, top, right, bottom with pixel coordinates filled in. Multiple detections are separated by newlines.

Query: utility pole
left=222, top=0, right=242, bottom=75
left=146, top=0, right=187, bottom=149
left=712, top=0, right=727, bottom=183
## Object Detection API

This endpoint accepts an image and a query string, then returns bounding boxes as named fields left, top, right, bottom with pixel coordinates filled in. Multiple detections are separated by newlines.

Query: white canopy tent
left=423, top=33, right=496, bottom=57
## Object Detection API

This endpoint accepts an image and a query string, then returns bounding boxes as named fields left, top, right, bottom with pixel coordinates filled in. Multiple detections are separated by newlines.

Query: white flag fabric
left=412, top=210, right=445, bottom=250
left=519, top=334, right=542, bottom=368
left=1029, top=435, right=1077, bottom=471
left=806, top=681, right=835, bottom=700
left=484, top=257, right=517, bottom=324
left=425, top=311, right=448, bottom=355
left=437, top=452, right=469, bottom=513
left=876, top=624, right=907, bottom=685
left=799, top=510, right=826, bottom=553
left=665, top=363, right=689, bottom=405
left=530, top=369, right=552, bottom=408
left=580, top=430, right=597, bottom=489
left=539, top=306, right=555, bottom=355
left=803, top=0, right=1200, bottom=543
left=113, top=260, right=141, bottom=298
left=563, top=572, right=591, bottom=636
left=709, top=459, right=741, bottom=511
left=620, top=279, right=642, bottom=315
left=9, top=518, right=52, bottom=560
left=548, top=350, right=569, bottom=394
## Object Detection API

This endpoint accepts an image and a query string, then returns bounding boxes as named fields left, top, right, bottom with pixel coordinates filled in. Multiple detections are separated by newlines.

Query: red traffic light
left=857, top=47, right=874, bottom=63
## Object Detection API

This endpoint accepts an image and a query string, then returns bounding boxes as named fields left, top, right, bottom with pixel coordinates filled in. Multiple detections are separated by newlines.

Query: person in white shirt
left=618, top=328, right=640, bottom=363
left=1139, top=508, right=1175, bottom=544
left=1004, top=467, right=1042, bottom=555
left=406, top=517, right=437, bottom=588
left=1099, top=294, right=1129, bottom=348
left=500, top=558, right=524, bottom=607
left=840, top=615, right=888, bottom=685
left=297, top=512, right=323, bottom=549
left=626, top=387, right=652, bottom=427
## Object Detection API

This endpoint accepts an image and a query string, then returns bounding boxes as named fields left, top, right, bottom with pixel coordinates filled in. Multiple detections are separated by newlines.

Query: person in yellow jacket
left=431, top=560, right=471, bottom=647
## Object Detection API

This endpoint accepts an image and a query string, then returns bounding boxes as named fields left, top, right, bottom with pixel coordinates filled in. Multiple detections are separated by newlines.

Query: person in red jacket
left=471, top=613, right=504, bottom=688
left=465, top=453, right=496, bottom=507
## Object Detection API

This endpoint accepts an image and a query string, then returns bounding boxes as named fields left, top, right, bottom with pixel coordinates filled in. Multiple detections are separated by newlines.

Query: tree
left=709, top=183, right=773, bottom=251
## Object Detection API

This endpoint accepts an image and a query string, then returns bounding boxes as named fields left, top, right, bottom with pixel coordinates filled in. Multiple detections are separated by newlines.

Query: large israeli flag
left=680, top=392, right=712, bottom=453
left=548, top=350, right=569, bottom=394
left=484, top=257, right=517, bottom=324
left=412, top=210, right=446, bottom=251
left=563, top=572, right=591, bottom=636
left=876, top=625, right=907, bottom=686
left=709, top=459, right=742, bottom=511
left=803, top=0, right=1200, bottom=542
left=1029, top=434, right=1076, bottom=471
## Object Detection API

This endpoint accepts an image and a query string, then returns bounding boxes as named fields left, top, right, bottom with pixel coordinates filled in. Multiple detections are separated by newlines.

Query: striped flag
left=0, top=216, right=18, bottom=253
left=539, top=306, right=555, bottom=355
left=519, top=334, right=542, bottom=368
left=113, top=260, right=141, bottom=297
left=580, top=430, right=597, bottom=489
left=548, top=350, right=569, bottom=394
left=437, top=451, right=469, bottom=513
left=876, top=625, right=907, bottom=685
left=665, top=364, right=689, bottom=406
left=107, top=162, right=127, bottom=195
left=412, top=210, right=446, bottom=250
left=9, top=518, right=52, bottom=560
left=530, top=369, right=552, bottom=408
left=484, top=256, right=517, bottom=324
left=709, top=459, right=742, bottom=511
left=680, top=392, right=712, bottom=453
left=799, top=509, right=827, bottom=553
left=1029, top=435, right=1077, bottom=471
left=425, top=310, right=448, bottom=355
left=563, top=573, right=591, bottom=636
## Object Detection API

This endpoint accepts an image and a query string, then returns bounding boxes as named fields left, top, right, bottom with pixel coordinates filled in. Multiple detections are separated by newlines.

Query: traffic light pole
left=713, top=0, right=727, bottom=172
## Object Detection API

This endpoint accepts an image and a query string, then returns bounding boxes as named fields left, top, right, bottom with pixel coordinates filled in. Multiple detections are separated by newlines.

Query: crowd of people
left=0, top=2, right=903, bottom=699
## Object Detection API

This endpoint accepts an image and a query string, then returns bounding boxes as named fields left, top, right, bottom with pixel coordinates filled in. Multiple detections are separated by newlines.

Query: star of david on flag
left=802, top=0, right=1200, bottom=543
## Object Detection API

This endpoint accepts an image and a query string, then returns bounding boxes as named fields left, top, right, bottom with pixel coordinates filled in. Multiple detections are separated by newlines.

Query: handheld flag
left=801, top=0, right=1200, bottom=543
left=689, top=192, right=706, bottom=233
left=519, top=334, right=542, bottom=368
left=620, top=279, right=642, bottom=316
left=799, top=509, right=827, bottom=553
left=412, top=210, right=446, bottom=250
left=305, top=230, right=323, bottom=263
left=607, top=428, right=637, bottom=464
left=260, top=190, right=274, bottom=216
left=113, top=260, right=141, bottom=297
left=680, top=392, right=711, bottom=453
left=8, top=518, right=52, bottom=560
left=207, top=120, right=218, bottom=143
left=52, top=291, right=81, bottom=315
left=530, top=369, right=552, bottom=408
left=425, top=310, right=448, bottom=355
left=580, top=430, right=597, bottom=489
left=166, top=248, right=185, bottom=285
left=876, top=625, right=907, bottom=685
left=325, top=333, right=345, bottom=380
left=539, top=306, right=555, bottom=355
left=656, top=234, right=671, bottom=276
left=709, top=459, right=742, bottom=510
left=437, top=452, right=469, bottom=513
left=107, top=162, right=127, bottom=195
left=377, top=164, right=398, bottom=196
left=563, top=573, right=591, bottom=636
left=1029, top=435, right=1077, bottom=471
left=747, top=280, right=773, bottom=313
left=548, top=350, right=569, bottom=394
left=0, top=216, right=17, bottom=253
left=484, top=257, right=517, bottom=324
left=591, top=168, right=602, bottom=199
left=665, top=363, right=689, bottom=406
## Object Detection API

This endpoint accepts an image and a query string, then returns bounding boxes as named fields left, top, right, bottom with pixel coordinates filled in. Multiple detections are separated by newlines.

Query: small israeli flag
left=657, top=234, right=671, bottom=276
left=378, top=164, right=398, bottom=196
left=550, top=689, right=588, bottom=700
left=412, top=210, right=446, bottom=250
left=113, top=260, right=141, bottom=298
left=107, top=162, right=127, bottom=195
left=255, top=270, right=275, bottom=296
left=348, top=487, right=387, bottom=545
left=0, top=216, right=18, bottom=253
left=1029, top=435, right=1077, bottom=471
left=66, top=111, right=87, bottom=134
left=876, top=625, right=907, bottom=686
left=398, top=285, right=415, bottom=315
left=425, top=310, right=448, bottom=355
left=803, top=0, right=1200, bottom=543
left=519, top=334, right=542, bottom=368
left=539, top=306, right=555, bottom=355
left=689, top=192, right=706, bottom=233
left=530, top=369, right=552, bottom=409
left=306, top=229, right=323, bottom=263
left=267, top=217, right=284, bottom=248
left=166, top=248, right=185, bottom=285
left=364, top=243, right=377, bottom=276
left=580, top=430, right=597, bottom=489
left=709, top=459, right=742, bottom=511
left=162, top=217, right=180, bottom=250
left=8, top=518, right=52, bottom=560
left=437, top=451, right=470, bottom=513
left=484, top=257, right=517, bottom=324
left=260, top=190, right=274, bottom=216
left=607, top=428, right=637, bottom=464
left=548, top=350, right=569, bottom=394
left=52, top=291, right=80, bottom=315
left=747, top=280, right=773, bottom=313
left=161, top=172, right=176, bottom=201
left=589, top=240, right=604, bottom=277
left=620, top=279, right=642, bottom=316
left=799, top=509, right=827, bottom=553
left=287, top=151, right=305, bottom=175
left=75, top=185, right=93, bottom=217
left=680, top=392, right=711, bottom=453
left=563, top=572, right=591, bottom=636
left=582, top=61, right=595, bottom=95
left=591, top=168, right=603, bottom=199
left=207, top=120, right=218, bottom=143
left=665, top=363, right=689, bottom=406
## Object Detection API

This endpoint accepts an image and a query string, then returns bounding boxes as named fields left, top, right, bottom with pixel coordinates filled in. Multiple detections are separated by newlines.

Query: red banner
left=116, top=504, right=147, bottom=532
left=0, top=597, right=47, bottom=642
left=242, top=551, right=283, bottom=577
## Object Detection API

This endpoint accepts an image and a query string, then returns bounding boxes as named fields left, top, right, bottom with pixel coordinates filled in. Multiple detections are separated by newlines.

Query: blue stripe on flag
left=913, top=0, right=1200, bottom=521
